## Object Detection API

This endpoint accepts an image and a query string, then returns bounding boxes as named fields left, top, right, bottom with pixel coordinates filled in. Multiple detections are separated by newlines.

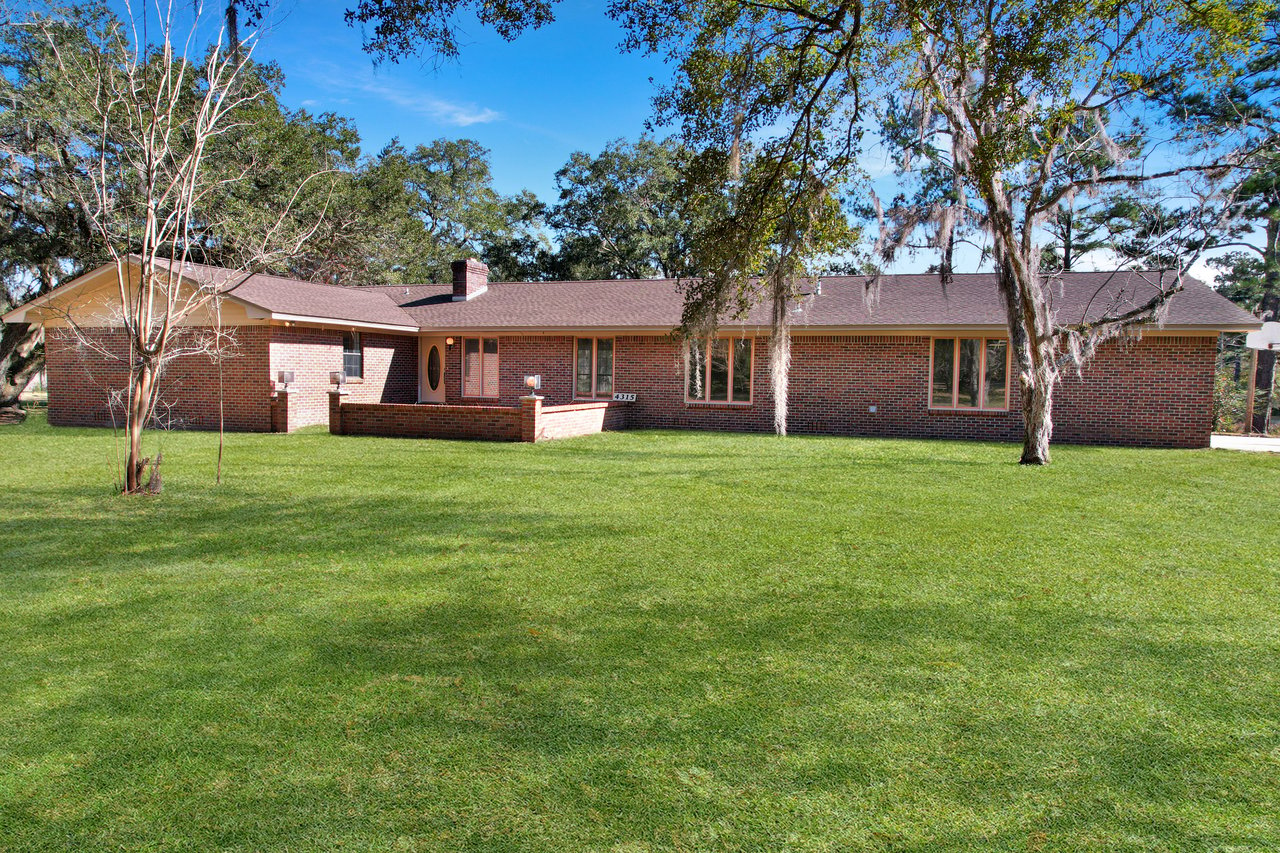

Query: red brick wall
left=440, top=335, right=577, bottom=406
left=335, top=397, right=522, bottom=441
left=44, top=326, right=272, bottom=431
left=45, top=325, right=1219, bottom=448
left=1053, top=335, right=1216, bottom=448
left=609, top=333, right=1023, bottom=439
left=616, top=334, right=775, bottom=433
left=426, top=332, right=1217, bottom=448
left=785, top=334, right=1024, bottom=442
left=268, top=327, right=418, bottom=429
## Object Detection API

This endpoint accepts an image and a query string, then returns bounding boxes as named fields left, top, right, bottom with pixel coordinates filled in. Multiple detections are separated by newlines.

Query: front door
left=419, top=337, right=447, bottom=403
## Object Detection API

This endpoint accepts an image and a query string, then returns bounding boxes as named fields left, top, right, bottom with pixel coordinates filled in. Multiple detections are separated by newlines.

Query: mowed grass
left=1, top=413, right=1279, bottom=852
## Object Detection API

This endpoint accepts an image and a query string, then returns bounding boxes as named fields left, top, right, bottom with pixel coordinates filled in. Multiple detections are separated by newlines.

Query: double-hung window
left=462, top=337, right=499, bottom=397
left=686, top=337, right=752, bottom=403
left=575, top=338, right=614, bottom=398
left=341, top=332, right=363, bottom=380
left=930, top=337, right=1009, bottom=410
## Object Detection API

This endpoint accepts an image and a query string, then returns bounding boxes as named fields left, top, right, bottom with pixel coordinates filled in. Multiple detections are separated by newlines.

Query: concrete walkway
left=1210, top=434, right=1280, bottom=453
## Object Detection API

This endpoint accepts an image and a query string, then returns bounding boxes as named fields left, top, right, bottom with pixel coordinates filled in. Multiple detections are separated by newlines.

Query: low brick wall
left=535, top=401, right=630, bottom=441
left=330, top=392, right=522, bottom=441
left=329, top=392, right=629, bottom=443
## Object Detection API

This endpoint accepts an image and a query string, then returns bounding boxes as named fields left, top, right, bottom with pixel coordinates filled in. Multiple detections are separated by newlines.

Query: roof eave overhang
left=2, top=262, right=130, bottom=324
left=3, top=260, right=216, bottom=325
left=1097, top=323, right=1260, bottom=334
left=405, top=323, right=972, bottom=336
left=256, top=309, right=419, bottom=334
left=1175, top=323, right=1264, bottom=334
left=413, top=324, right=680, bottom=336
left=410, top=323, right=1015, bottom=335
left=409, top=321, right=1256, bottom=336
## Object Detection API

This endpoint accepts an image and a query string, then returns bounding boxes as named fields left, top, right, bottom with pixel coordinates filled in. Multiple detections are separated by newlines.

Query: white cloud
left=359, top=79, right=500, bottom=126
left=306, top=62, right=501, bottom=127
left=1187, top=255, right=1221, bottom=286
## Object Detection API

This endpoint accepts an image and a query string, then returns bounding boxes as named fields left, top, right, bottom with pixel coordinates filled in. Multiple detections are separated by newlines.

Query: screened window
left=575, top=338, right=614, bottom=398
left=687, top=338, right=752, bottom=403
left=930, top=338, right=1009, bottom=410
left=342, top=332, right=362, bottom=380
left=463, top=337, right=499, bottom=397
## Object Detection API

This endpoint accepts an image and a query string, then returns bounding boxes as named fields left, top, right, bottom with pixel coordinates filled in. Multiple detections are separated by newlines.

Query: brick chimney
left=451, top=258, right=489, bottom=301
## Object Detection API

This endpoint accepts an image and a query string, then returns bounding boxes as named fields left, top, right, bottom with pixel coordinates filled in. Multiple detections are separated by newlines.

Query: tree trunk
left=1255, top=349, right=1277, bottom=433
left=1004, top=312, right=1057, bottom=465
left=1018, top=353, right=1056, bottom=464
left=993, top=257, right=1057, bottom=465
left=0, top=322, right=42, bottom=407
left=1061, top=209, right=1074, bottom=273
left=770, top=282, right=792, bottom=436
left=1250, top=212, right=1279, bottom=434
left=124, top=360, right=156, bottom=494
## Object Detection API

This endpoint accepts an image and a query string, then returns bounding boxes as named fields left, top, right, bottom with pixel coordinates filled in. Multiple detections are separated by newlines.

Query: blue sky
left=249, top=0, right=666, bottom=202
left=90, top=0, right=1246, bottom=280
left=246, top=3, right=1239, bottom=280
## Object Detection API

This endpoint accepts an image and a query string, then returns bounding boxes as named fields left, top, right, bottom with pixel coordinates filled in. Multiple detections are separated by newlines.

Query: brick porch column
left=328, top=389, right=348, bottom=435
left=520, top=395, right=543, bottom=443
left=271, top=389, right=290, bottom=433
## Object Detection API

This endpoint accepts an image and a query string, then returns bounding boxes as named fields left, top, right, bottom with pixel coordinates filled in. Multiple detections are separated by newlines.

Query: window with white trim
left=575, top=338, right=614, bottom=398
left=341, top=332, right=363, bottom=379
left=462, top=337, right=499, bottom=397
left=686, top=337, right=752, bottom=403
left=930, top=337, right=1008, bottom=410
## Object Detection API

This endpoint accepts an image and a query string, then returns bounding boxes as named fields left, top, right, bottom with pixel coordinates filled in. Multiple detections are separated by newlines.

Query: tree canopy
left=547, top=138, right=697, bottom=281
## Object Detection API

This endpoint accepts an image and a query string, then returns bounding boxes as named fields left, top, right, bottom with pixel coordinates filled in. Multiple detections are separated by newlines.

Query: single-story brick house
left=3, top=258, right=1261, bottom=447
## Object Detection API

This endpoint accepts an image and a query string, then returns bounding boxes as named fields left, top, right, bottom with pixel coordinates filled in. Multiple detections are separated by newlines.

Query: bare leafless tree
left=29, top=0, right=330, bottom=492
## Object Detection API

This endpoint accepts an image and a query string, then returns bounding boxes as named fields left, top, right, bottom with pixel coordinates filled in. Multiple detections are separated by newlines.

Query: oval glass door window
left=427, top=346, right=442, bottom=391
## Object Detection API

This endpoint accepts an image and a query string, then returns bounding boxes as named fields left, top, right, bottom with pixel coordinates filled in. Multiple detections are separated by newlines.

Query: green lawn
left=2, top=413, right=1279, bottom=852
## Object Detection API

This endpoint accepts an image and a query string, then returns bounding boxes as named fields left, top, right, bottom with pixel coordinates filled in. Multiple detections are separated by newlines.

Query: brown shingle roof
left=164, top=261, right=1260, bottom=333
left=380, top=270, right=1258, bottom=332
left=168, top=261, right=418, bottom=328
left=231, top=273, right=418, bottom=328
